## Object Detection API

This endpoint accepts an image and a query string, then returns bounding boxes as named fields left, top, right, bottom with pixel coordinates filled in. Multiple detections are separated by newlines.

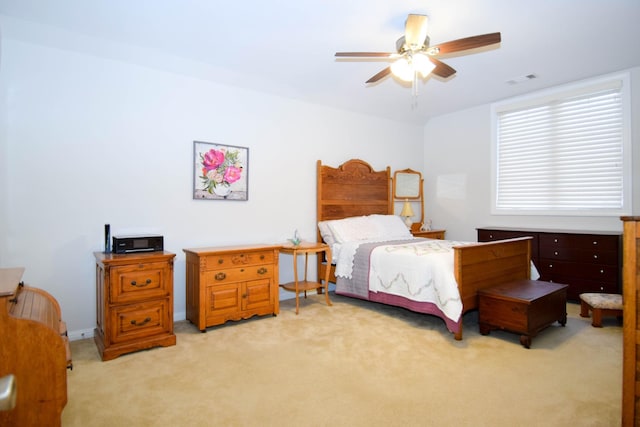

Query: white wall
left=0, top=37, right=424, bottom=338
left=423, top=68, right=640, bottom=242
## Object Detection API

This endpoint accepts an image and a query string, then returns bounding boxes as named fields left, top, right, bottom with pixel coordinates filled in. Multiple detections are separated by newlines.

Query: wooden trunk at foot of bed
left=453, top=236, right=532, bottom=340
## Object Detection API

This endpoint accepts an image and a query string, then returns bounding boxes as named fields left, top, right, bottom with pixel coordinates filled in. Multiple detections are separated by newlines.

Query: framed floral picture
left=193, top=141, right=248, bottom=200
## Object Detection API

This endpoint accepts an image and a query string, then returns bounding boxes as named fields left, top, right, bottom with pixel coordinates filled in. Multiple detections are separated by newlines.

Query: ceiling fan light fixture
left=390, top=57, right=413, bottom=82
left=413, top=53, right=435, bottom=78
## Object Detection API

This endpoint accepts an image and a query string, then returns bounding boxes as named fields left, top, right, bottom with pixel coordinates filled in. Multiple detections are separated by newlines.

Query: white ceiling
left=1, top=0, right=639, bottom=125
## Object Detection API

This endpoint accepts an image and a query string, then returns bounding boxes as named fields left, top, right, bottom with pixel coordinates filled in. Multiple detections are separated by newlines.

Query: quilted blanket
left=335, top=239, right=472, bottom=323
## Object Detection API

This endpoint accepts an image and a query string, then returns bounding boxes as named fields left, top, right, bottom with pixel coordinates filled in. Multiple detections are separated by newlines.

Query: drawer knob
left=554, top=251, right=558, bottom=256
left=548, top=264, right=553, bottom=268
left=130, top=279, right=152, bottom=287
left=593, top=254, right=598, bottom=259
left=593, top=241, right=598, bottom=245
left=554, top=238, right=558, bottom=243
left=218, top=259, right=224, bottom=264
left=489, top=234, right=493, bottom=239
left=600, top=269, right=604, bottom=274
left=130, top=317, right=151, bottom=326
left=257, top=267, right=267, bottom=275
left=215, top=272, right=226, bottom=281
left=260, top=255, right=265, bottom=260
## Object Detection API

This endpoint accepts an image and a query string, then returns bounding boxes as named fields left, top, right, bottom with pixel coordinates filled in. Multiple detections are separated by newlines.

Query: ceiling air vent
left=506, top=74, right=537, bottom=85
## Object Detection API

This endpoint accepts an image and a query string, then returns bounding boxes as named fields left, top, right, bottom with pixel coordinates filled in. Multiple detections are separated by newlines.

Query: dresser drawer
left=109, top=261, right=170, bottom=304
left=539, top=275, right=618, bottom=299
left=538, top=247, right=619, bottom=264
left=539, top=233, right=620, bottom=251
left=204, top=264, right=273, bottom=284
left=201, top=250, right=275, bottom=271
left=109, top=299, right=171, bottom=344
left=537, top=259, right=618, bottom=283
left=478, top=229, right=538, bottom=241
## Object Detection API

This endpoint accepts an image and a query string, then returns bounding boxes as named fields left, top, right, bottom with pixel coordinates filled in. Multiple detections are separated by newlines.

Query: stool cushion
left=579, top=293, right=623, bottom=310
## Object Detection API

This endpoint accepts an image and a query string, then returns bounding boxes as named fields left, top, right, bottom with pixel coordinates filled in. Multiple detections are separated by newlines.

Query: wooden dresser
left=94, top=251, right=176, bottom=361
left=183, top=244, right=280, bottom=331
left=622, top=216, right=640, bottom=426
left=477, top=227, right=622, bottom=301
left=0, top=267, right=71, bottom=427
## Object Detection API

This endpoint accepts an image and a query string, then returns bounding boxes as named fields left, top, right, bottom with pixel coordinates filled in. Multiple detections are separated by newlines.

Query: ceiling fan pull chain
left=411, top=71, right=419, bottom=109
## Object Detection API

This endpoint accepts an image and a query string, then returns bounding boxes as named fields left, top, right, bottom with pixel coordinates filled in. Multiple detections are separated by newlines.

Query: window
left=491, top=73, right=631, bottom=216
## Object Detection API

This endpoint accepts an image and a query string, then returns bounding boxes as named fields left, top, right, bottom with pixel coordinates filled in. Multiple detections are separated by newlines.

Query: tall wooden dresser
left=183, top=244, right=280, bottom=331
left=94, top=251, right=176, bottom=361
left=622, top=217, right=640, bottom=426
left=478, top=227, right=622, bottom=301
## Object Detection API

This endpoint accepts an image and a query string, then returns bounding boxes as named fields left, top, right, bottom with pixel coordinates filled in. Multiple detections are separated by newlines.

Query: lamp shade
left=400, top=200, right=414, bottom=217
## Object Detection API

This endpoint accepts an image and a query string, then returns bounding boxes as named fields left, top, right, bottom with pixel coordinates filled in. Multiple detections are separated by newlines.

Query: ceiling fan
left=335, top=14, right=501, bottom=86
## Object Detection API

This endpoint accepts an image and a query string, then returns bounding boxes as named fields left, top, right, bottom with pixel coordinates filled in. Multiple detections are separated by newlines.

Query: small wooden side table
left=279, top=242, right=332, bottom=314
left=411, top=229, right=446, bottom=239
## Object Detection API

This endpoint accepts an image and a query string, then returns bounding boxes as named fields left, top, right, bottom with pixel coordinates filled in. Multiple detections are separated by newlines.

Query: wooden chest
left=478, top=279, right=568, bottom=348
left=183, top=244, right=280, bottom=331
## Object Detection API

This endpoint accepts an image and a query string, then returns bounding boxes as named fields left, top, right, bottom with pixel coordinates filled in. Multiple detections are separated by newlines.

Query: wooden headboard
left=316, top=158, right=392, bottom=228
left=316, top=159, right=392, bottom=281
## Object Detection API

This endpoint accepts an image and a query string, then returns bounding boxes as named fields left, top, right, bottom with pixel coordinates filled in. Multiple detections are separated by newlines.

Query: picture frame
left=193, top=141, right=249, bottom=200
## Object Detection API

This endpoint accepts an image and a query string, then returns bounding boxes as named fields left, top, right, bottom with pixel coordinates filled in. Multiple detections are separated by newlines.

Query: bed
left=316, top=159, right=533, bottom=340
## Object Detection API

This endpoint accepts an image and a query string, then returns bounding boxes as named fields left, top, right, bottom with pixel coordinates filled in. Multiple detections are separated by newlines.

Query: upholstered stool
left=579, top=293, right=623, bottom=327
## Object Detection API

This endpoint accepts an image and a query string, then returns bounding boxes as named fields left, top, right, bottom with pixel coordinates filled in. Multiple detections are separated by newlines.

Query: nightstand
left=279, top=242, right=332, bottom=314
left=412, top=229, right=446, bottom=239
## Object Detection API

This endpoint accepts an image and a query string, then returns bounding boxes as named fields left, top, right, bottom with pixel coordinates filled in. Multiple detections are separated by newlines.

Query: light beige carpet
left=62, top=293, right=621, bottom=427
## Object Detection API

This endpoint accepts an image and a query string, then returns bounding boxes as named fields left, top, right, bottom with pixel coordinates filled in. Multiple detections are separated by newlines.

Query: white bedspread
left=368, top=240, right=472, bottom=322
left=334, top=237, right=416, bottom=279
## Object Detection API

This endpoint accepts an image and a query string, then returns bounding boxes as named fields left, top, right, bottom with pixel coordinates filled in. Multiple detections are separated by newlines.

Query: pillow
left=369, top=214, right=413, bottom=240
left=317, top=221, right=337, bottom=246
left=321, top=214, right=413, bottom=244
left=325, top=215, right=378, bottom=243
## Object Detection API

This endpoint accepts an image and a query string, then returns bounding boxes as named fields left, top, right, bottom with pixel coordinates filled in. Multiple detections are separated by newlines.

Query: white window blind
left=493, top=74, right=630, bottom=215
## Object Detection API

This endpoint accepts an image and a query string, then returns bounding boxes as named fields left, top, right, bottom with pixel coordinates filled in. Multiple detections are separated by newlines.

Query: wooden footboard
left=453, top=236, right=533, bottom=340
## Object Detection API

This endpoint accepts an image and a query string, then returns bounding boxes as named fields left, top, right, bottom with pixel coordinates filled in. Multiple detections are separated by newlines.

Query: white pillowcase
left=318, top=214, right=412, bottom=244
left=317, top=221, right=337, bottom=246
left=369, top=214, right=413, bottom=240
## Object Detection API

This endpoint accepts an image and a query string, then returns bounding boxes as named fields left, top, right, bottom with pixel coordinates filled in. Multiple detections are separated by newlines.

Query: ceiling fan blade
left=429, top=58, right=456, bottom=78
left=430, top=32, right=501, bottom=55
left=335, top=52, right=394, bottom=58
left=404, top=14, right=429, bottom=49
left=366, top=67, right=391, bottom=83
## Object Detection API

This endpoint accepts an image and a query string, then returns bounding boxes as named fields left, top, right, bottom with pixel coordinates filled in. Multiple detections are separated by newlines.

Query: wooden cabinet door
left=243, top=278, right=273, bottom=311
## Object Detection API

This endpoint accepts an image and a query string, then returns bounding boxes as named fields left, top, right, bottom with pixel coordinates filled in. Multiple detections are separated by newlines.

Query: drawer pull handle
left=257, top=267, right=267, bottom=275
left=215, top=272, right=226, bottom=281
left=130, top=279, right=152, bottom=287
left=131, top=317, right=151, bottom=326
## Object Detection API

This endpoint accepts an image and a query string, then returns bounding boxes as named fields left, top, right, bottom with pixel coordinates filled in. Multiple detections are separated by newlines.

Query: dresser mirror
left=393, top=169, right=424, bottom=230
left=393, top=169, right=422, bottom=199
